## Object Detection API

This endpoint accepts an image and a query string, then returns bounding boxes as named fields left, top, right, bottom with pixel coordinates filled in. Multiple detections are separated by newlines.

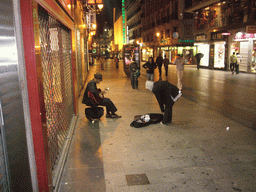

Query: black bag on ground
left=130, top=113, right=163, bottom=128
left=85, top=107, right=104, bottom=120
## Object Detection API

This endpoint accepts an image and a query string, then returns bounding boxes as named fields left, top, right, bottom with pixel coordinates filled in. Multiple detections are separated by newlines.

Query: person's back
left=230, top=53, right=237, bottom=63
left=163, top=57, right=169, bottom=66
left=156, top=55, right=163, bottom=65
left=174, top=56, right=184, bottom=71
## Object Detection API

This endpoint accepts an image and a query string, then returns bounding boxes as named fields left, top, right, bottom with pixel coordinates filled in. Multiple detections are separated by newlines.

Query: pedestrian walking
left=230, top=52, right=237, bottom=74
left=236, top=52, right=242, bottom=74
left=174, top=54, right=185, bottom=91
left=142, top=57, right=157, bottom=81
left=156, top=54, right=164, bottom=77
left=163, top=55, right=169, bottom=76
left=195, top=53, right=204, bottom=70
left=115, top=56, right=119, bottom=68
left=130, top=60, right=140, bottom=89
left=99, top=55, right=105, bottom=70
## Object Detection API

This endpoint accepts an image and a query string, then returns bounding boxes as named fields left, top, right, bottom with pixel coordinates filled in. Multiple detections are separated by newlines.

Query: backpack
left=85, top=107, right=104, bottom=120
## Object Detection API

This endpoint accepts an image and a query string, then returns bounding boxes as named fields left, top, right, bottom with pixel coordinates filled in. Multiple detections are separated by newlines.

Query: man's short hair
left=94, top=72, right=102, bottom=81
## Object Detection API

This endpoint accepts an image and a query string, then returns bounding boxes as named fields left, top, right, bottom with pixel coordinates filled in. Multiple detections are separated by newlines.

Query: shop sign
left=161, top=40, right=168, bottom=44
left=87, top=0, right=96, bottom=5
left=211, top=32, right=227, bottom=41
left=178, top=39, right=194, bottom=43
left=234, top=32, right=256, bottom=39
left=195, top=34, right=207, bottom=41
left=246, top=26, right=256, bottom=33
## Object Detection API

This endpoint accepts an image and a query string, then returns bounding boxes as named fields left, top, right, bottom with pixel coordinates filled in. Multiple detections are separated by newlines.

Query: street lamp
left=92, top=23, right=97, bottom=30
left=156, top=32, right=160, bottom=37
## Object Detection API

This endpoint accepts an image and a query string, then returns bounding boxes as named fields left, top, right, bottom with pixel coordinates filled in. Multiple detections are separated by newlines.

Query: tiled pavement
left=59, top=59, right=256, bottom=192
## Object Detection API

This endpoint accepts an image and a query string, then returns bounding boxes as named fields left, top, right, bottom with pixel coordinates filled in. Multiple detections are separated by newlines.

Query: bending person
left=152, top=80, right=182, bottom=124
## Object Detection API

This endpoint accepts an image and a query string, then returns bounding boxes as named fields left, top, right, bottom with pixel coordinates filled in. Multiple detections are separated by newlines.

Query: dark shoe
left=111, top=114, right=122, bottom=118
left=106, top=114, right=112, bottom=118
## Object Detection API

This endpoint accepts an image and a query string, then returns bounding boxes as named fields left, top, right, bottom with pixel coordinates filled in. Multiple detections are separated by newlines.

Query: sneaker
left=111, top=114, right=122, bottom=118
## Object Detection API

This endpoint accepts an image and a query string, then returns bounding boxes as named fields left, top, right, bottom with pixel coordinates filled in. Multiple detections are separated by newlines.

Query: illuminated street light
left=92, top=23, right=97, bottom=30
left=156, top=32, right=160, bottom=37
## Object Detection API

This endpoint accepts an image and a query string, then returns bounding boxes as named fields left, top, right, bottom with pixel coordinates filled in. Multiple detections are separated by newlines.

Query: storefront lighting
left=236, top=32, right=243, bottom=39
left=222, top=33, right=230, bottom=35
left=97, top=4, right=103, bottom=10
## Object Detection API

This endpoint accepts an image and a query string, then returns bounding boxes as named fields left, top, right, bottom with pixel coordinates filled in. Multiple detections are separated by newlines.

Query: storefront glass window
left=252, top=41, right=256, bottom=71
left=197, top=44, right=209, bottom=67
left=142, top=48, right=153, bottom=61
left=214, top=42, right=225, bottom=68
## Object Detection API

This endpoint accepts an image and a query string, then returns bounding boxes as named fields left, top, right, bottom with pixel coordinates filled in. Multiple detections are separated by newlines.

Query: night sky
left=96, top=0, right=122, bottom=36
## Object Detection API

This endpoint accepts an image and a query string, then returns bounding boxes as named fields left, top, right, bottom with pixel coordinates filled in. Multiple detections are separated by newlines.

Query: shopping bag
left=145, top=80, right=154, bottom=91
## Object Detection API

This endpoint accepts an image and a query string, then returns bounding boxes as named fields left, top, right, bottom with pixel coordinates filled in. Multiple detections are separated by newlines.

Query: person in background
left=142, top=57, right=157, bottom=81
left=156, top=54, right=163, bottom=78
left=174, top=54, right=185, bottom=92
left=195, top=53, right=204, bottom=70
left=163, top=55, right=169, bottom=76
left=130, top=58, right=140, bottom=89
left=230, top=52, right=237, bottom=74
left=99, top=55, right=105, bottom=70
left=236, top=52, right=242, bottom=74
left=115, top=56, right=119, bottom=68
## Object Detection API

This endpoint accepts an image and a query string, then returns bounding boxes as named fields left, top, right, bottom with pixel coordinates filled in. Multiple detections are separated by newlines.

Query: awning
left=185, top=0, right=222, bottom=13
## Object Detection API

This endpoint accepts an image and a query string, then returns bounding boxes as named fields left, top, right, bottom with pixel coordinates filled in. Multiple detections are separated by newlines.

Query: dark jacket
left=152, top=81, right=179, bottom=112
left=142, top=58, right=157, bottom=74
left=156, top=55, right=163, bottom=66
left=82, top=79, right=99, bottom=106
left=152, top=81, right=180, bottom=124
left=130, top=62, right=140, bottom=77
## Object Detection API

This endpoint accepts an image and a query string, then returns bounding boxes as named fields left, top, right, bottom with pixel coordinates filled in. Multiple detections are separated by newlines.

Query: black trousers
left=162, top=102, right=174, bottom=124
left=164, top=65, right=168, bottom=76
left=230, top=63, right=236, bottom=72
left=99, top=98, right=117, bottom=114
left=157, top=65, right=162, bottom=76
left=131, top=76, right=138, bottom=89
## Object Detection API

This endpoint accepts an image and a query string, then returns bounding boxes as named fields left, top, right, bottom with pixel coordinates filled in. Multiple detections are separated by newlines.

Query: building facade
left=0, top=0, right=93, bottom=191
left=126, top=0, right=143, bottom=45
left=186, top=0, right=256, bottom=72
left=135, top=0, right=195, bottom=63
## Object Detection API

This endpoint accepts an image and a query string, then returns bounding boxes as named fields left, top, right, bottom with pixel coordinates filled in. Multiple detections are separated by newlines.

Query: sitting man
left=82, top=72, right=121, bottom=118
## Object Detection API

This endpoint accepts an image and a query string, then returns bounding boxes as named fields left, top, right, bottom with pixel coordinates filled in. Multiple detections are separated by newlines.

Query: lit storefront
left=230, top=30, right=256, bottom=73
left=195, top=43, right=210, bottom=67
left=156, top=45, right=197, bottom=64
left=194, top=34, right=210, bottom=67
left=210, top=31, right=228, bottom=69
left=142, top=48, right=153, bottom=61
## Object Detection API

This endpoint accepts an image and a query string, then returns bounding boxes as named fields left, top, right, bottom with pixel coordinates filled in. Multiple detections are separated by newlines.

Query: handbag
left=145, top=80, right=154, bottom=91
